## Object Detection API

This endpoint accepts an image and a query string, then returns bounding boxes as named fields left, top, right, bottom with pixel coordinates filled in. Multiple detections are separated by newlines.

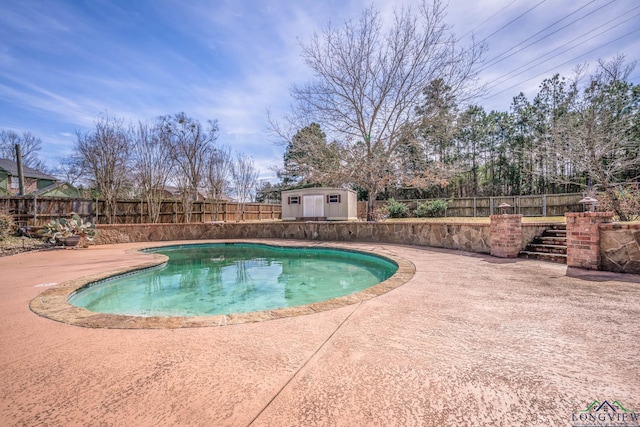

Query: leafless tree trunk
left=231, top=153, right=259, bottom=221
left=53, top=156, right=85, bottom=187
left=160, top=113, right=218, bottom=223
left=205, top=145, right=233, bottom=221
left=75, top=115, right=131, bottom=223
left=0, top=130, right=47, bottom=171
left=132, top=120, right=174, bottom=223
left=280, top=0, right=483, bottom=220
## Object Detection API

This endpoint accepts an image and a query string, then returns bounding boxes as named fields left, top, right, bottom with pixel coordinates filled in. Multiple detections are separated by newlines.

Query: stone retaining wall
left=600, top=223, right=640, bottom=274
left=94, top=221, right=493, bottom=253
left=94, top=220, right=564, bottom=257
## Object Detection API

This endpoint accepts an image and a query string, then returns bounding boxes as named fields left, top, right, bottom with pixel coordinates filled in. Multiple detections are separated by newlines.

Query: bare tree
left=205, top=145, right=233, bottom=221
left=231, top=153, right=259, bottom=221
left=565, top=55, right=640, bottom=220
left=131, top=120, right=174, bottom=223
left=280, top=0, right=483, bottom=219
left=160, top=113, right=218, bottom=223
left=0, top=130, right=47, bottom=171
left=53, top=155, right=85, bottom=187
left=75, top=115, right=132, bottom=223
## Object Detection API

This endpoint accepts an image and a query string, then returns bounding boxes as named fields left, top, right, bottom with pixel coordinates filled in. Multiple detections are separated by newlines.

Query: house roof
left=0, top=158, right=57, bottom=181
left=31, top=181, right=79, bottom=197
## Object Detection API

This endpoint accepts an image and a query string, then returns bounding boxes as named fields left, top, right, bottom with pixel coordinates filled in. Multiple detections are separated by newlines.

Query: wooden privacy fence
left=0, top=196, right=282, bottom=226
left=2, top=193, right=584, bottom=225
left=360, top=193, right=585, bottom=218
left=441, top=193, right=584, bottom=217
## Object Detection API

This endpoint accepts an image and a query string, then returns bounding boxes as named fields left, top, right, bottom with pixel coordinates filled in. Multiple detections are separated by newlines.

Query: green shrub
left=0, top=212, right=14, bottom=241
left=415, top=199, right=447, bottom=218
left=414, top=202, right=429, bottom=218
left=385, top=198, right=409, bottom=218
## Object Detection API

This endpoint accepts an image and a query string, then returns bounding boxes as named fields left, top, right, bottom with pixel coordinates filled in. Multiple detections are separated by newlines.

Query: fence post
left=542, top=195, right=547, bottom=217
left=490, top=197, right=494, bottom=216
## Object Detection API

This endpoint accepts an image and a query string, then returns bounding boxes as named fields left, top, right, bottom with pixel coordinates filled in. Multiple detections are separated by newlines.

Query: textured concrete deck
left=1, top=240, right=639, bottom=426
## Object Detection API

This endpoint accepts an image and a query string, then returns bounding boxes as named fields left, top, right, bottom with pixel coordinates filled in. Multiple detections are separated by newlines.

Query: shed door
left=303, top=195, right=324, bottom=217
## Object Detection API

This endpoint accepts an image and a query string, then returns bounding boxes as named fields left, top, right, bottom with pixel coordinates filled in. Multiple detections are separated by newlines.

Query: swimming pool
left=68, top=243, right=398, bottom=317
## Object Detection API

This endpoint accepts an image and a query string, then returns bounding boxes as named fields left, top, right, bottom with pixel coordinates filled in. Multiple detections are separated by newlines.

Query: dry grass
left=382, top=216, right=566, bottom=224
left=0, top=235, right=49, bottom=257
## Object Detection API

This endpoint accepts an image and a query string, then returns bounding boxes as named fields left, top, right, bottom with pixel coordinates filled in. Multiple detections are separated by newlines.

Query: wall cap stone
left=490, top=214, right=523, bottom=220
left=566, top=212, right=615, bottom=218
left=600, top=222, right=640, bottom=230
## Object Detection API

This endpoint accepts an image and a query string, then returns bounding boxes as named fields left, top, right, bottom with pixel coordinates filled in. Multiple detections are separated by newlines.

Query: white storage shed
left=281, top=188, right=358, bottom=221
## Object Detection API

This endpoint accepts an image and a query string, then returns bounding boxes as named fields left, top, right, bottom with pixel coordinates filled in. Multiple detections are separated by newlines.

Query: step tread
left=525, top=248, right=567, bottom=255
left=532, top=241, right=567, bottom=247
left=527, top=243, right=567, bottom=249
left=519, top=251, right=567, bottom=258
left=519, top=251, right=568, bottom=264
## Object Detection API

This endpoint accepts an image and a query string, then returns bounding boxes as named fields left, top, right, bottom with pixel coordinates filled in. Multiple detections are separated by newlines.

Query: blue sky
left=1, top=0, right=638, bottom=181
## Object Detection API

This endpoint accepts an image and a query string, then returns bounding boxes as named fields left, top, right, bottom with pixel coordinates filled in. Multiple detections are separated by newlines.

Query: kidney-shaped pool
left=68, top=243, right=399, bottom=317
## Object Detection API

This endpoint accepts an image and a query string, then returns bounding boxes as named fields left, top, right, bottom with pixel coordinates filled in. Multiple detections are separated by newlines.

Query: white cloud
left=0, top=0, right=638, bottom=176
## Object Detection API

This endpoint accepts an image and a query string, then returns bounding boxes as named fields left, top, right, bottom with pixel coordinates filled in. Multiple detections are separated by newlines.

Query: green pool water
left=68, top=243, right=398, bottom=317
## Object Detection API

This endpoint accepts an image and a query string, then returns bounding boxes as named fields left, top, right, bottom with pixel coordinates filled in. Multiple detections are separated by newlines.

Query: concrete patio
left=1, top=240, right=639, bottom=426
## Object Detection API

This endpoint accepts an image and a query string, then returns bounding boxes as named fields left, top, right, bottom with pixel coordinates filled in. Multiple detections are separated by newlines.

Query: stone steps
left=519, top=251, right=568, bottom=263
left=544, top=229, right=567, bottom=238
left=525, top=243, right=567, bottom=254
left=520, top=224, right=567, bottom=264
left=537, top=236, right=567, bottom=245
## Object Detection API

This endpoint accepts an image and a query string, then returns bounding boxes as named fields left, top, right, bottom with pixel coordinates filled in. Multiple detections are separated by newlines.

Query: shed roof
left=281, top=187, right=356, bottom=194
left=0, top=158, right=57, bottom=181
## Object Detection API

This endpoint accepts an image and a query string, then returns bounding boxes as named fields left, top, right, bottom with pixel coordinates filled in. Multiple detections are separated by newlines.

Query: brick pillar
left=565, top=212, right=614, bottom=270
left=490, top=214, right=523, bottom=258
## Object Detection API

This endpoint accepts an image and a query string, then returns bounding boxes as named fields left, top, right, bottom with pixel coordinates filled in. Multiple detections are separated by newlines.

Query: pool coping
left=29, top=240, right=416, bottom=329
